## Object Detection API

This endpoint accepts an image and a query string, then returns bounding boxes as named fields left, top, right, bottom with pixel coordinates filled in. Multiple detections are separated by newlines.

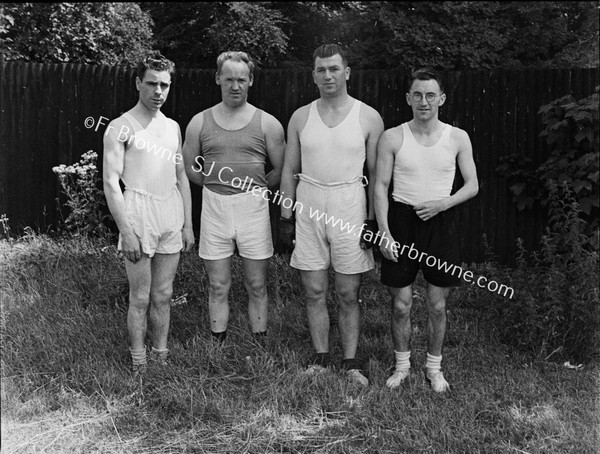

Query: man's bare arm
left=182, top=113, right=205, bottom=187
left=262, top=113, right=286, bottom=190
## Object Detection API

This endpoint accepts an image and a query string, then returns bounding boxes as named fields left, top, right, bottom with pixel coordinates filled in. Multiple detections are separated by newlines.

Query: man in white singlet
left=374, top=68, right=479, bottom=392
left=279, top=44, right=384, bottom=386
left=182, top=51, right=285, bottom=344
left=103, top=53, right=195, bottom=377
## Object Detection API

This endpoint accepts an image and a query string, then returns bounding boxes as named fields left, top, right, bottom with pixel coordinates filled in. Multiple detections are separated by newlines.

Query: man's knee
left=244, top=276, right=267, bottom=300
left=390, top=290, right=412, bottom=318
left=209, top=274, right=231, bottom=299
left=336, top=285, right=359, bottom=308
left=129, top=286, right=150, bottom=307
left=150, top=283, right=173, bottom=304
left=428, top=297, right=447, bottom=318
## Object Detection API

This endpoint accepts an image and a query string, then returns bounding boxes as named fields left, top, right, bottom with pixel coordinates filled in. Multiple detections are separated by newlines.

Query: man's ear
left=439, top=93, right=446, bottom=107
left=135, top=77, right=141, bottom=91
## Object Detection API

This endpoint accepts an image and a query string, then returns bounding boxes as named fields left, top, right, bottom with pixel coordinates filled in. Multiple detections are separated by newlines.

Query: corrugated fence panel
left=0, top=63, right=598, bottom=264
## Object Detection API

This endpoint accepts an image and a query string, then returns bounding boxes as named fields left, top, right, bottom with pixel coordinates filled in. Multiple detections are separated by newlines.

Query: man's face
left=136, top=69, right=172, bottom=111
left=312, top=53, right=350, bottom=97
left=406, top=79, right=446, bottom=121
left=216, top=60, right=253, bottom=107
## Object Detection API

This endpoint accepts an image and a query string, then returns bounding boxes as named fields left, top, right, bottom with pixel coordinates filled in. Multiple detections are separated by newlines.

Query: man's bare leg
left=425, top=284, right=451, bottom=392
left=149, top=252, right=180, bottom=352
left=334, top=272, right=362, bottom=361
left=300, top=269, right=329, bottom=354
left=242, top=258, right=269, bottom=333
left=386, top=285, right=414, bottom=388
left=204, top=257, right=232, bottom=336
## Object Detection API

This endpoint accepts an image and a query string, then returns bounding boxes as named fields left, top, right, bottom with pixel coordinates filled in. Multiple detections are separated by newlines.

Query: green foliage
left=142, top=1, right=598, bottom=70
left=205, top=2, right=288, bottom=67
left=143, top=2, right=289, bottom=68
left=52, top=151, right=110, bottom=237
left=496, top=87, right=599, bottom=226
left=0, top=2, right=154, bottom=64
left=485, top=181, right=600, bottom=363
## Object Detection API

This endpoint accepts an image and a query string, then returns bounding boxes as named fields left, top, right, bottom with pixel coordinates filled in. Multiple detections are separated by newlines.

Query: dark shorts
left=380, top=202, right=461, bottom=288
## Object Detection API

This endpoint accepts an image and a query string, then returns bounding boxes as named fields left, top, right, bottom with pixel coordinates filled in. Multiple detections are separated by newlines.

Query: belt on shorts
left=124, top=185, right=178, bottom=201
left=295, top=173, right=368, bottom=188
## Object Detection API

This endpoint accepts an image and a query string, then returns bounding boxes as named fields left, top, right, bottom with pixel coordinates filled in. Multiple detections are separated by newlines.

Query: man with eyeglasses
left=103, top=52, right=195, bottom=377
left=182, top=51, right=285, bottom=344
left=374, top=68, right=479, bottom=392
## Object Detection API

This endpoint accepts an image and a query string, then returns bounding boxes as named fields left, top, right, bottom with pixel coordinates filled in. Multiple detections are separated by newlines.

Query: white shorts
left=118, top=187, right=184, bottom=257
left=290, top=177, right=374, bottom=274
left=198, top=186, right=273, bottom=261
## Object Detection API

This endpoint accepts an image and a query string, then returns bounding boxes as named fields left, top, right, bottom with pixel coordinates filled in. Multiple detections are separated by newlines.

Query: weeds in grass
left=1, top=232, right=598, bottom=453
left=480, top=181, right=600, bottom=363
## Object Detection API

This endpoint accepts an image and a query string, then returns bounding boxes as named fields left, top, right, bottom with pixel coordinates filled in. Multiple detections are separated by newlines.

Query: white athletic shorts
left=290, top=175, right=374, bottom=274
left=118, top=186, right=184, bottom=257
left=198, top=186, right=273, bottom=261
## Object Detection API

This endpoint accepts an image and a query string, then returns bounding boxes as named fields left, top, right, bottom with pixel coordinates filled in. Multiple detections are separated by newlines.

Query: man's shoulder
left=357, top=100, right=382, bottom=118
left=384, top=123, right=405, bottom=139
left=288, top=103, right=313, bottom=126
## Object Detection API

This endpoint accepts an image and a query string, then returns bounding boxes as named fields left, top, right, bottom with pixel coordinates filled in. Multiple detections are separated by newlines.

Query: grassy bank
left=1, top=233, right=598, bottom=453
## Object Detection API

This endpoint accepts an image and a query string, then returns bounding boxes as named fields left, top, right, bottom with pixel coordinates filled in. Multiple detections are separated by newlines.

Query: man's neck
left=132, top=101, right=162, bottom=122
left=219, top=100, right=251, bottom=116
left=410, top=117, right=442, bottom=136
left=319, top=91, right=352, bottom=110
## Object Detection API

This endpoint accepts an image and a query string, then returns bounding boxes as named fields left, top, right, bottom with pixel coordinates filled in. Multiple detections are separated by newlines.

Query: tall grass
left=1, top=233, right=598, bottom=453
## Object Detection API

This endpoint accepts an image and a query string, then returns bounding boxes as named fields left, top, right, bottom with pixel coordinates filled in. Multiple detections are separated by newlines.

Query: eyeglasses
left=410, top=92, right=441, bottom=103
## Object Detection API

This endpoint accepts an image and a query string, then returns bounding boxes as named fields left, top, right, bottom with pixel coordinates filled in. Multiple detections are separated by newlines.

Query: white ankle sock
left=394, top=350, right=411, bottom=370
left=426, top=353, right=442, bottom=372
left=130, top=347, right=147, bottom=366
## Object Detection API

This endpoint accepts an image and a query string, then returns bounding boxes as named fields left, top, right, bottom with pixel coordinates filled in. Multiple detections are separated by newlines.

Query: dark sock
left=342, top=357, right=363, bottom=371
left=211, top=330, right=227, bottom=343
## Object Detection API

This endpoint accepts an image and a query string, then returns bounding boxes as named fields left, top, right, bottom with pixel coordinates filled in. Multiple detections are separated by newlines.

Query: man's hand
left=277, top=217, right=295, bottom=252
left=182, top=226, right=195, bottom=252
left=414, top=199, right=449, bottom=221
left=120, top=230, right=142, bottom=263
left=360, top=219, right=378, bottom=249
left=379, top=232, right=399, bottom=262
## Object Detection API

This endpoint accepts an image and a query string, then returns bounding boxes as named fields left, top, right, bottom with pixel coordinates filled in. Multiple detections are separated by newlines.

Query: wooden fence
left=1, top=60, right=598, bottom=265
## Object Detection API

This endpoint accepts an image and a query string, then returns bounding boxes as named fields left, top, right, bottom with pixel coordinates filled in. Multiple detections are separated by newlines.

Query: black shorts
left=380, top=201, right=461, bottom=288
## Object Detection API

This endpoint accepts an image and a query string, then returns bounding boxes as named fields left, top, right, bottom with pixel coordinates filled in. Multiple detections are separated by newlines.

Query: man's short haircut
left=312, top=44, right=348, bottom=67
left=136, top=52, right=175, bottom=80
left=216, top=51, right=255, bottom=79
left=408, top=68, right=445, bottom=93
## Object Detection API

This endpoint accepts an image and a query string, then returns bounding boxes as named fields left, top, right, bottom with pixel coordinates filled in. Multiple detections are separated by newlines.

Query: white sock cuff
left=426, top=353, right=442, bottom=371
left=394, top=350, right=411, bottom=370
left=130, top=347, right=147, bottom=366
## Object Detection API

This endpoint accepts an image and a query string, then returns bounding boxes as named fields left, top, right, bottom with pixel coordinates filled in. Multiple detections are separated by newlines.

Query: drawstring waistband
left=295, top=173, right=368, bottom=189
left=124, top=185, right=178, bottom=201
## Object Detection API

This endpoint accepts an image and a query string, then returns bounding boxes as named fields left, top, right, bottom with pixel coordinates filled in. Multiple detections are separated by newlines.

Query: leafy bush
left=52, top=150, right=111, bottom=237
left=496, top=87, right=599, bottom=228
left=484, top=180, right=599, bottom=363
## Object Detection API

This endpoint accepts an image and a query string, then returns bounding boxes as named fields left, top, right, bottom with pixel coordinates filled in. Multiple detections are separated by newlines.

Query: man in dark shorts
left=374, top=68, right=479, bottom=392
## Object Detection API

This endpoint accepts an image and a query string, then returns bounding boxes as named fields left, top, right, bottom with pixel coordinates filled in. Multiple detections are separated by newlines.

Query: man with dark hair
left=278, top=44, right=384, bottom=386
left=182, top=51, right=285, bottom=342
left=374, top=68, right=479, bottom=392
left=103, top=53, right=195, bottom=376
